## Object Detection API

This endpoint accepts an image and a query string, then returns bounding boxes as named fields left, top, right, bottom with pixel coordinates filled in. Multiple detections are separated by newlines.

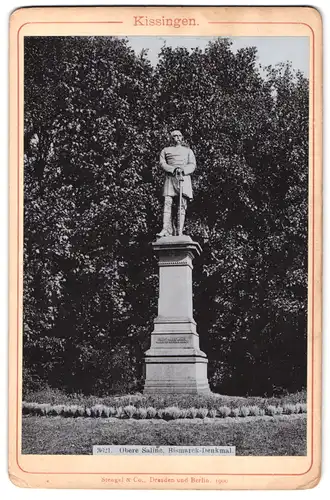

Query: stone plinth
left=144, top=236, right=210, bottom=394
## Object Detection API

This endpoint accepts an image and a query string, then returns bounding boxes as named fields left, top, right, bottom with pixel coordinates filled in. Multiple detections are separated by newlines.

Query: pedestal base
left=143, top=235, right=210, bottom=395
left=144, top=355, right=210, bottom=394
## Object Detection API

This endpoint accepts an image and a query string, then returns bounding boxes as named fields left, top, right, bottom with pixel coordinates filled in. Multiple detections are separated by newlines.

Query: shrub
left=37, top=403, right=51, bottom=416
left=283, top=404, right=295, bottom=415
left=61, top=404, right=71, bottom=417
left=32, top=403, right=41, bottom=416
left=196, top=408, right=208, bottom=419
left=85, top=407, right=91, bottom=417
left=186, top=408, right=198, bottom=419
left=230, top=408, right=240, bottom=417
left=208, top=408, right=217, bottom=418
left=180, top=409, right=189, bottom=419
left=63, top=405, right=73, bottom=417
left=259, top=408, right=265, bottom=416
left=59, top=405, right=67, bottom=416
left=157, top=409, right=164, bottom=419
left=265, top=405, right=277, bottom=416
left=70, top=405, right=81, bottom=417
left=100, top=406, right=110, bottom=418
left=161, top=407, right=182, bottom=420
left=264, top=405, right=283, bottom=416
left=123, top=405, right=136, bottom=418
left=108, top=406, right=116, bottom=417
left=32, top=403, right=41, bottom=415
left=135, top=407, right=147, bottom=419
left=90, top=404, right=104, bottom=418
left=275, top=406, right=283, bottom=416
left=31, top=404, right=40, bottom=416
left=295, top=403, right=307, bottom=414
left=248, top=406, right=260, bottom=417
left=22, top=402, right=34, bottom=415
left=239, top=406, right=250, bottom=417
left=76, top=406, right=85, bottom=417
left=49, top=404, right=63, bottom=416
left=218, top=406, right=231, bottom=418
left=90, top=406, right=97, bottom=418
left=146, top=407, right=157, bottom=419
left=116, top=407, right=124, bottom=418
left=299, top=403, right=307, bottom=413
left=92, top=404, right=109, bottom=417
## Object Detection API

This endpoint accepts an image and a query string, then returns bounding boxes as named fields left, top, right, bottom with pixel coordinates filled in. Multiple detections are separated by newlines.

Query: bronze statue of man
left=157, top=130, right=196, bottom=237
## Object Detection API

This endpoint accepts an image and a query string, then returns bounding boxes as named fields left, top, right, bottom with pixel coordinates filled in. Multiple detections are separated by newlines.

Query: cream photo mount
left=8, top=5, right=322, bottom=490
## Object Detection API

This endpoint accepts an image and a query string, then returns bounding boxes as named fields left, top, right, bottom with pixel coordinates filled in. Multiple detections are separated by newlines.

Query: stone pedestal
left=144, top=235, right=210, bottom=394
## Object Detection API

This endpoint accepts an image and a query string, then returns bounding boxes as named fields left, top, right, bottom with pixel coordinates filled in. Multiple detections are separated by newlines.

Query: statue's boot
left=177, top=207, right=186, bottom=236
left=157, top=209, right=173, bottom=238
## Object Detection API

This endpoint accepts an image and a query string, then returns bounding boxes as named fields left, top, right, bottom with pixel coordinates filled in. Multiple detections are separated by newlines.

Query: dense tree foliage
left=23, top=36, right=308, bottom=396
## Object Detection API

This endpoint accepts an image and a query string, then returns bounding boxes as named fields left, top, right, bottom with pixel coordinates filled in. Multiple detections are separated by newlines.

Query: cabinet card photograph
left=8, top=5, right=322, bottom=490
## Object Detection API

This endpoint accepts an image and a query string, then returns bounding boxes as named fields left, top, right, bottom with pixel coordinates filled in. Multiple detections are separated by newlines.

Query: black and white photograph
left=22, top=34, right=309, bottom=457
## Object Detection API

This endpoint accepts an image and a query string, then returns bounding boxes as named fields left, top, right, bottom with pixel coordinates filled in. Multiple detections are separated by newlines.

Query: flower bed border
left=22, top=401, right=307, bottom=420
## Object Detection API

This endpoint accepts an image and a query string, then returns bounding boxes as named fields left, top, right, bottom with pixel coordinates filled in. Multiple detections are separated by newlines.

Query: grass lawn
left=22, top=414, right=306, bottom=456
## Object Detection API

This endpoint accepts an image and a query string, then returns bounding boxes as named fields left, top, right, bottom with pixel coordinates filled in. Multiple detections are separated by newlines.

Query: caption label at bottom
left=93, top=445, right=235, bottom=456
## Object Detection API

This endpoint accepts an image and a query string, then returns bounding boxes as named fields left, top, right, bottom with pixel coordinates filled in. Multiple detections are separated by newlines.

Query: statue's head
left=170, top=130, right=183, bottom=146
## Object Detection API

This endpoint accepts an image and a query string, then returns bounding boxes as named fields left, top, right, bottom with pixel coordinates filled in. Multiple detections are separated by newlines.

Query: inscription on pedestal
left=155, top=336, right=189, bottom=345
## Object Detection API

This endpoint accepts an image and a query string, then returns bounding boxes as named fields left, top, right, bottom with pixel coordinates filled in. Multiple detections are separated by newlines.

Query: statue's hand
left=174, top=167, right=184, bottom=176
